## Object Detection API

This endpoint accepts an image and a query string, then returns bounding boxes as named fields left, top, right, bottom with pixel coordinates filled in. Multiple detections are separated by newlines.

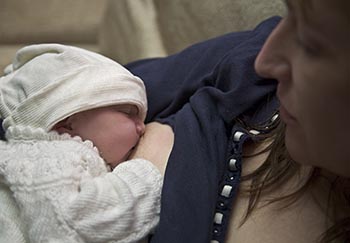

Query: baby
left=0, top=44, right=162, bottom=243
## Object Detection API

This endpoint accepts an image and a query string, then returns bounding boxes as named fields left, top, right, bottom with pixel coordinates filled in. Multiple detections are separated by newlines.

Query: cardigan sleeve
left=0, top=139, right=162, bottom=243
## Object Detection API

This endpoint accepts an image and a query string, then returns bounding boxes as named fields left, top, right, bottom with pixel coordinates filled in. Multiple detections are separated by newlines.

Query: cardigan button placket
left=226, top=175, right=235, bottom=182
left=220, top=185, right=233, bottom=198
left=214, top=212, right=224, bottom=224
left=228, top=158, right=238, bottom=171
left=233, top=131, right=244, bottom=142
left=211, top=129, right=250, bottom=243
left=249, top=129, right=260, bottom=135
left=271, top=113, right=279, bottom=122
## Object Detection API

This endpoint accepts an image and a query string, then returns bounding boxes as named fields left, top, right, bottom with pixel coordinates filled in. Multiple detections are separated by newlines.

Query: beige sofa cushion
left=156, top=0, right=286, bottom=54
left=0, top=0, right=107, bottom=73
left=0, top=0, right=107, bottom=44
left=99, top=0, right=167, bottom=64
left=99, top=0, right=286, bottom=64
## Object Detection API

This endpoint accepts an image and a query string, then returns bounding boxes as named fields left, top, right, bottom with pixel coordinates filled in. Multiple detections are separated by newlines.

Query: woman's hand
left=129, top=122, right=174, bottom=176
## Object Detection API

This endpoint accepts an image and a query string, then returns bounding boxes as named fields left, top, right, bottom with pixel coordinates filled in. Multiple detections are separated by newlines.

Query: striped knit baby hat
left=0, top=44, right=147, bottom=132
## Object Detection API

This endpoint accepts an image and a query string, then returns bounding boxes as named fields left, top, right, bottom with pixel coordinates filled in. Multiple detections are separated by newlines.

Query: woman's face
left=255, top=0, right=350, bottom=177
left=60, top=105, right=145, bottom=169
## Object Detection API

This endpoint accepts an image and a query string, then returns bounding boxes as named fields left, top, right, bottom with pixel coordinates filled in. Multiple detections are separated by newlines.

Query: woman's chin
left=284, top=127, right=308, bottom=165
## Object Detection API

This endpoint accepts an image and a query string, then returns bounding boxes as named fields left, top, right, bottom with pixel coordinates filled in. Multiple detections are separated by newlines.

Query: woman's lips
left=279, top=104, right=298, bottom=125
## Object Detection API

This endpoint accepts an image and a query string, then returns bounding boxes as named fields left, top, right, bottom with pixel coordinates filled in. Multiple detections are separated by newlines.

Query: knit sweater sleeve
left=63, top=159, right=163, bottom=243
left=0, top=137, right=162, bottom=243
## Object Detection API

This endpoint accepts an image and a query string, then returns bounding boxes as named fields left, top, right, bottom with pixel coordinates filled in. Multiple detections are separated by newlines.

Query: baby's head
left=0, top=44, right=147, bottom=167
left=53, top=104, right=145, bottom=168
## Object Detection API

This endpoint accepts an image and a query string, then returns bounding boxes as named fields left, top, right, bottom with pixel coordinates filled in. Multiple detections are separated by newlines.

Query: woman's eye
left=296, top=35, right=321, bottom=57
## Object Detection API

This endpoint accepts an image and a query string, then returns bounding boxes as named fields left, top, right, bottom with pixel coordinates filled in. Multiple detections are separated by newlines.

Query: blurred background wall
left=0, top=0, right=285, bottom=73
left=0, top=0, right=107, bottom=73
left=99, top=0, right=286, bottom=64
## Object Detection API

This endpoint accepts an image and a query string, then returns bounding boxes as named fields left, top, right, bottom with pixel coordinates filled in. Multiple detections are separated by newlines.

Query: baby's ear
left=52, top=117, right=73, bottom=135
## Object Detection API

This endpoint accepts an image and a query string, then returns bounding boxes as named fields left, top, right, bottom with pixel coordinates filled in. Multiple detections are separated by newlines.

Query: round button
left=233, top=131, right=244, bottom=142
left=221, top=185, right=232, bottom=198
left=229, top=158, right=237, bottom=171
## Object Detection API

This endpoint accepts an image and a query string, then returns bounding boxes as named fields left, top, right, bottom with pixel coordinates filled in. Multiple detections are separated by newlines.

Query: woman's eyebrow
left=284, top=0, right=293, bottom=11
left=283, top=0, right=297, bottom=20
left=284, top=0, right=315, bottom=24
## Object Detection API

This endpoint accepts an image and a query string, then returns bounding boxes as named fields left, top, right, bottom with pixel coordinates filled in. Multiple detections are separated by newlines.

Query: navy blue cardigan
left=126, top=17, right=280, bottom=243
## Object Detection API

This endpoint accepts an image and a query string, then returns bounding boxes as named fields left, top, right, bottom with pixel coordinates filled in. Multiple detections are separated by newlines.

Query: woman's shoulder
left=227, top=154, right=329, bottom=243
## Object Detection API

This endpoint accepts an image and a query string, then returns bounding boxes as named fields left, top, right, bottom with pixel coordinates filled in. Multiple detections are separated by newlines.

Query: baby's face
left=61, top=105, right=145, bottom=168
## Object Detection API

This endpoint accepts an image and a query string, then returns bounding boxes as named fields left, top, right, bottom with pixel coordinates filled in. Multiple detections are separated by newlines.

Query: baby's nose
left=136, top=120, right=145, bottom=136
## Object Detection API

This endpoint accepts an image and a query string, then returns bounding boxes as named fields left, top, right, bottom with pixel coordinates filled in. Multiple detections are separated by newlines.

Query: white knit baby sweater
left=0, top=126, right=162, bottom=243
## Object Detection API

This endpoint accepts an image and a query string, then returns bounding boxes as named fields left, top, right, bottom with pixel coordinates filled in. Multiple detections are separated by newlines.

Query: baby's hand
left=128, top=122, right=174, bottom=176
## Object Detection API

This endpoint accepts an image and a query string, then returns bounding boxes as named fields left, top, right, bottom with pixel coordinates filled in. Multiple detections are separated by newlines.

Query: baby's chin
left=108, top=149, right=135, bottom=169
left=108, top=159, right=123, bottom=170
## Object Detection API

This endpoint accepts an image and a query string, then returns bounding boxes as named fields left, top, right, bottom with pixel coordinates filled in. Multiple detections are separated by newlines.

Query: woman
left=129, top=0, right=349, bottom=242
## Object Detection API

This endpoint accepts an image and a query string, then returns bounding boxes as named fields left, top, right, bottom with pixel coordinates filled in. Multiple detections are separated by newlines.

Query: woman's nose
left=255, top=19, right=292, bottom=83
